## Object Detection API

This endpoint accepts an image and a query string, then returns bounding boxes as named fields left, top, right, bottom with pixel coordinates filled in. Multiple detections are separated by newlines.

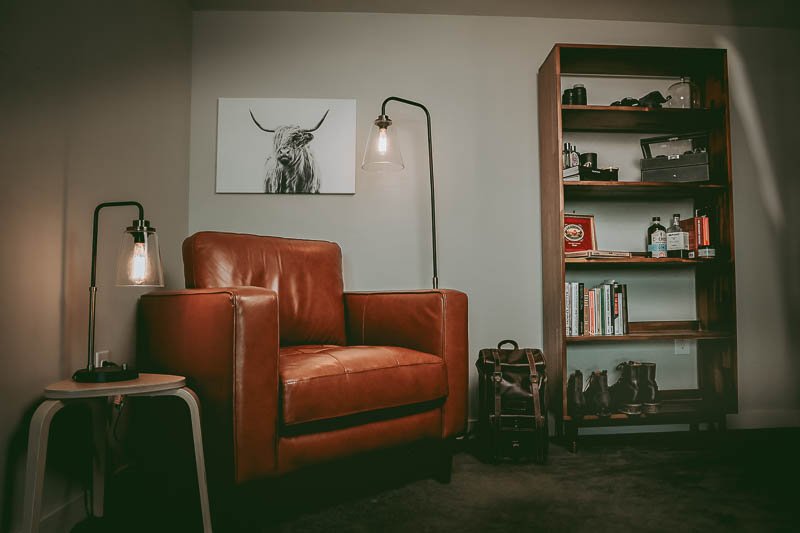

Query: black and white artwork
left=216, top=98, right=356, bottom=194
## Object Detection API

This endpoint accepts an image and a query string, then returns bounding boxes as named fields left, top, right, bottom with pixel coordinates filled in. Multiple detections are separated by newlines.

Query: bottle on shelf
left=666, top=213, right=690, bottom=258
left=646, top=217, right=667, bottom=258
left=570, top=144, right=580, bottom=168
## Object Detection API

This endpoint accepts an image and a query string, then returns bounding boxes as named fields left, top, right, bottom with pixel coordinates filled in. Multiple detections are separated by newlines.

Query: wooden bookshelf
left=538, top=44, right=737, bottom=452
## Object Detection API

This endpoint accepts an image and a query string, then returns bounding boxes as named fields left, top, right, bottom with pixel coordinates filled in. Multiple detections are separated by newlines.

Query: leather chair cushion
left=183, top=232, right=346, bottom=346
left=280, top=345, right=448, bottom=426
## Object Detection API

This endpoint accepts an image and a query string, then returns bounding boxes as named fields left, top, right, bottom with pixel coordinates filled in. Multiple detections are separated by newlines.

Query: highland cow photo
left=216, top=98, right=356, bottom=194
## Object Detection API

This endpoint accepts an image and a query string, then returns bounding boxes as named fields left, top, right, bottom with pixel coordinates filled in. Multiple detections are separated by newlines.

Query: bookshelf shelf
left=538, top=44, right=737, bottom=450
left=565, top=257, right=724, bottom=268
left=561, top=105, right=722, bottom=133
left=563, top=181, right=726, bottom=200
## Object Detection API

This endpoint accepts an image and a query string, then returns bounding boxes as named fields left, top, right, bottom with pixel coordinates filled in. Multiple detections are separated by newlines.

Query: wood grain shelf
left=565, top=256, right=723, bottom=267
left=561, top=105, right=722, bottom=133
left=566, top=329, right=733, bottom=343
left=563, top=180, right=726, bottom=199
left=562, top=398, right=721, bottom=427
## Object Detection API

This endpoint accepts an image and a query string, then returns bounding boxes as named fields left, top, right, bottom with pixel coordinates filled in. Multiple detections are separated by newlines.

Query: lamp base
left=72, top=365, right=140, bottom=383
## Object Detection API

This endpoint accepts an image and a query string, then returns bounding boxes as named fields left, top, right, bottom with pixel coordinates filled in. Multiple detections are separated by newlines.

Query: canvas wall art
left=216, top=98, right=356, bottom=194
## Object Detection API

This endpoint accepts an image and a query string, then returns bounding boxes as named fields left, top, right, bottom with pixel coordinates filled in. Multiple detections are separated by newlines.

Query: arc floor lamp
left=72, top=201, right=164, bottom=383
left=362, top=96, right=439, bottom=289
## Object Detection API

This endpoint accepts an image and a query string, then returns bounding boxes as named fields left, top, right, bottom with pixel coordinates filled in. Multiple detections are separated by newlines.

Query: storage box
left=640, top=132, right=709, bottom=183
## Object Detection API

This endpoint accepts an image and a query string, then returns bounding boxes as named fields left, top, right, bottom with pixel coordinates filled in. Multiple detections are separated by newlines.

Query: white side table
left=22, top=373, right=212, bottom=533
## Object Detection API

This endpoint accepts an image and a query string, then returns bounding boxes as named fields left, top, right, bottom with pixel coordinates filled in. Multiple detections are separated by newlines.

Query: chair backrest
left=182, top=231, right=346, bottom=346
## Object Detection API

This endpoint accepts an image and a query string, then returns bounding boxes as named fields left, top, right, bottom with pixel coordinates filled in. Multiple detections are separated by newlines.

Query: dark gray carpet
left=75, top=429, right=799, bottom=532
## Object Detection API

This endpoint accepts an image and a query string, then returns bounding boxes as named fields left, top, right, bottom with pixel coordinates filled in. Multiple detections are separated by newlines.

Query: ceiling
left=190, top=0, right=800, bottom=29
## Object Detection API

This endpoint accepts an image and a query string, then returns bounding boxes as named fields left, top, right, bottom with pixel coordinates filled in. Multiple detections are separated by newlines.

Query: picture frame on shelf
left=563, top=213, right=597, bottom=252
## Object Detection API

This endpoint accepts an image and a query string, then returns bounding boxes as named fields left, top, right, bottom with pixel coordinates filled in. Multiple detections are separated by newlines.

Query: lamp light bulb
left=377, top=128, right=388, bottom=155
left=130, top=242, right=148, bottom=284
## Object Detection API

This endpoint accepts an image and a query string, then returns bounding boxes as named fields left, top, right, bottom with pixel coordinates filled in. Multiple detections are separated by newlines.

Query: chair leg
left=433, top=440, right=453, bottom=484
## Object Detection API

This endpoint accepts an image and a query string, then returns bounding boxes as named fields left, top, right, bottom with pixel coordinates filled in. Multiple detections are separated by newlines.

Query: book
left=621, top=284, right=629, bottom=334
left=565, top=250, right=633, bottom=259
left=582, top=286, right=589, bottom=336
left=613, top=283, right=623, bottom=335
left=565, top=283, right=571, bottom=335
left=578, top=283, right=584, bottom=336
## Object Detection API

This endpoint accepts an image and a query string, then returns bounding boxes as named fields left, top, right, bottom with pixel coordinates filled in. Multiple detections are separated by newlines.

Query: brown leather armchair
left=138, top=231, right=468, bottom=494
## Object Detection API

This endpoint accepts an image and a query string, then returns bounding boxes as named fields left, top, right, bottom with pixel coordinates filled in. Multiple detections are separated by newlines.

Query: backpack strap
left=526, top=349, right=544, bottom=430
left=492, top=349, right=502, bottom=429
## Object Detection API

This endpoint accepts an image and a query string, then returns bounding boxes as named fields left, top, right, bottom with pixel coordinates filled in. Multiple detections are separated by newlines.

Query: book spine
left=582, top=286, right=589, bottom=337
left=589, top=289, right=596, bottom=335
left=621, top=284, right=629, bottom=334
left=603, top=284, right=612, bottom=335
left=565, top=282, right=570, bottom=336
left=613, top=283, right=623, bottom=336
left=571, top=282, right=579, bottom=337
left=578, top=283, right=585, bottom=336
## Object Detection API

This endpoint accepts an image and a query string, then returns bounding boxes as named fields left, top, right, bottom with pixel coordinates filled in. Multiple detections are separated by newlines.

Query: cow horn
left=306, top=109, right=329, bottom=132
left=249, top=110, right=275, bottom=133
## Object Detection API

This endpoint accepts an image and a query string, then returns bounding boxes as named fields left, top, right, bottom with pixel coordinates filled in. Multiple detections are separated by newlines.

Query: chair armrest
left=138, top=287, right=279, bottom=485
left=344, top=289, right=468, bottom=437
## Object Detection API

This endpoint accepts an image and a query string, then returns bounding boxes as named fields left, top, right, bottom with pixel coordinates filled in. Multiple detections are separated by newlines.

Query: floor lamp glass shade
left=115, top=220, right=164, bottom=287
left=361, top=115, right=404, bottom=171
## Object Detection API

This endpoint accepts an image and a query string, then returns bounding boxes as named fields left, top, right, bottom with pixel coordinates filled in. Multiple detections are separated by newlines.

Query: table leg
left=88, top=399, right=107, bottom=517
left=23, top=400, right=65, bottom=533
left=145, top=387, right=212, bottom=533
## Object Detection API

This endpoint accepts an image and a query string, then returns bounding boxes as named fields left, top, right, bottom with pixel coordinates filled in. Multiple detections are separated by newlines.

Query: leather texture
left=183, top=232, right=346, bottom=346
left=280, top=345, right=447, bottom=426
left=139, top=232, right=469, bottom=487
left=277, top=409, right=441, bottom=474
left=138, top=287, right=279, bottom=486
left=344, top=290, right=469, bottom=437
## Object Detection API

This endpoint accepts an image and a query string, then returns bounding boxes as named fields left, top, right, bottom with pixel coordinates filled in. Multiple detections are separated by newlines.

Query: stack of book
left=565, top=280, right=629, bottom=337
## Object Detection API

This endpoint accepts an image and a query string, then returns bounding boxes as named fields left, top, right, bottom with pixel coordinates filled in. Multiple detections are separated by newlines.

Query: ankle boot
left=610, top=361, right=642, bottom=415
left=567, top=370, right=586, bottom=418
left=584, top=370, right=611, bottom=417
left=638, top=362, right=659, bottom=414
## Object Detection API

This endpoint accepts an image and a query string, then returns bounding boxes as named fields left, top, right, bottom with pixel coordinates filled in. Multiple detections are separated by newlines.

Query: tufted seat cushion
left=280, top=345, right=448, bottom=426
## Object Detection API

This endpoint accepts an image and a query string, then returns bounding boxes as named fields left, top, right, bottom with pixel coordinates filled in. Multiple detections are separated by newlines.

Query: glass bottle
left=666, top=214, right=689, bottom=258
left=666, top=77, right=699, bottom=109
left=647, top=217, right=667, bottom=258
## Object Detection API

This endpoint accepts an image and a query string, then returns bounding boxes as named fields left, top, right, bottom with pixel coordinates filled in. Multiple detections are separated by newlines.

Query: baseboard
left=727, top=409, right=800, bottom=429
left=14, top=493, right=86, bottom=533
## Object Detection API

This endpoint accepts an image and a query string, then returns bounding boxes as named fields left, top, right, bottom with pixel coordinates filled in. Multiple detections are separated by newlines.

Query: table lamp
left=362, top=96, right=439, bottom=289
left=72, top=201, right=164, bottom=383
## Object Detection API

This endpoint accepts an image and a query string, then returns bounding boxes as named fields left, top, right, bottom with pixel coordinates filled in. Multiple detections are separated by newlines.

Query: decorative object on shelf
left=362, top=96, right=439, bottom=288
left=579, top=152, right=597, bottom=169
left=572, top=84, right=587, bottom=105
left=666, top=214, right=691, bottom=258
left=646, top=216, right=667, bottom=258
left=610, top=90, right=669, bottom=108
left=562, top=88, right=575, bottom=105
left=563, top=213, right=597, bottom=252
left=476, top=340, right=548, bottom=464
left=680, top=207, right=716, bottom=259
left=73, top=201, right=164, bottom=383
left=640, top=132, right=710, bottom=183
left=215, top=98, right=356, bottom=194
left=666, top=77, right=700, bottom=109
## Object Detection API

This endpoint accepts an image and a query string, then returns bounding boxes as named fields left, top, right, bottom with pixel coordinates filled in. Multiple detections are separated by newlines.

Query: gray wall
left=0, top=1, right=191, bottom=530
left=189, top=11, right=800, bottom=429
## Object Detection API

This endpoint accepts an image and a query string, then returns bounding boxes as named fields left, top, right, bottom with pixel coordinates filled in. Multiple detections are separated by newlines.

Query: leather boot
left=584, top=370, right=611, bottom=417
left=567, top=370, right=585, bottom=419
left=610, top=361, right=642, bottom=415
left=638, top=362, right=659, bottom=414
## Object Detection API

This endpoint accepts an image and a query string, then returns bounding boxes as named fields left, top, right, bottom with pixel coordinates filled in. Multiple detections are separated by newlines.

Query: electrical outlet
left=674, top=340, right=691, bottom=355
left=94, top=349, right=111, bottom=367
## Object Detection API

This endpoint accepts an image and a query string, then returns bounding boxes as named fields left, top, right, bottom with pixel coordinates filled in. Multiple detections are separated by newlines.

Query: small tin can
left=562, top=88, right=575, bottom=105
left=572, top=84, right=587, bottom=105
